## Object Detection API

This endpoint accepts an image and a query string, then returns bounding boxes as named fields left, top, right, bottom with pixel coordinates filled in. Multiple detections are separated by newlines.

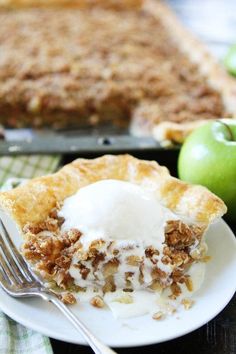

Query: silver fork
left=0, top=219, right=117, bottom=354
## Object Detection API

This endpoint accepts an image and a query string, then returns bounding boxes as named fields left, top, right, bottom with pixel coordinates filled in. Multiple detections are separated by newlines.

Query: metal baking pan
left=0, top=1, right=231, bottom=156
left=0, top=127, right=169, bottom=155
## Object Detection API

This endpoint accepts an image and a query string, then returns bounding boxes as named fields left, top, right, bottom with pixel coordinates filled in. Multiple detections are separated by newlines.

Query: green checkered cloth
left=0, top=155, right=60, bottom=184
left=0, top=313, right=52, bottom=354
left=0, top=155, right=61, bottom=354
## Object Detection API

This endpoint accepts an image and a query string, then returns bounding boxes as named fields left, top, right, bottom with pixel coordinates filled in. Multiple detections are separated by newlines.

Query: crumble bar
left=0, top=0, right=233, bottom=138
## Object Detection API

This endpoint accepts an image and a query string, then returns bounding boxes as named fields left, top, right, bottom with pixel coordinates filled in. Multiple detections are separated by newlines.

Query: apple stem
left=217, top=120, right=235, bottom=141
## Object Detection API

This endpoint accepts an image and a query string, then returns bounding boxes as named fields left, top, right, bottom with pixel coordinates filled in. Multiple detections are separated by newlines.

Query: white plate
left=0, top=219, right=235, bottom=347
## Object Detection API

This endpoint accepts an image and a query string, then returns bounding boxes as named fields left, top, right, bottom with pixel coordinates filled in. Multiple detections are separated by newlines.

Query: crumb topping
left=152, top=311, right=165, bottom=320
left=181, top=298, right=195, bottom=310
left=59, top=292, right=77, bottom=305
left=0, top=5, right=227, bottom=129
left=22, top=206, right=206, bottom=303
left=90, top=295, right=105, bottom=308
left=165, top=220, right=202, bottom=249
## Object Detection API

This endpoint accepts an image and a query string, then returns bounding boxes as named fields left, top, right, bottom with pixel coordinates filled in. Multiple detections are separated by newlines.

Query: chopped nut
left=181, top=298, right=194, bottom=310
left=149, top=280, right=162, bottom=291
left=184, top=277, right=193, bottom=292
left=170, top=282, right=182, bottom=298
left=202, top=255, right=211, bottom=263
left=123, top=288, right=134, bottom=293
left=55, top=255, right=71, bottom=268
left=102, top=275, right=116, bottom=293
left=59, top=293, right=77, bottom=305
left=48, top=207, right=58, bottom=219
left=161, top=255, right=172, bottom=265
left=145, top=247, right=160, bottom=259
left=152, top=311, right=165, bottom=320
left=90, top=296, right=105, bottom=308
left=125, top=271, right=134, bottom=284
left=165, top=220, right=203, bottom=250
left=67, top=229, right=82, bottom=243
left=74, top=263, right=90, bottom=280
left=90, top=239, right=106, bottom=250
left=151, top=267, right=167, bottom=281
left=102, top=259, right=119, bottom=277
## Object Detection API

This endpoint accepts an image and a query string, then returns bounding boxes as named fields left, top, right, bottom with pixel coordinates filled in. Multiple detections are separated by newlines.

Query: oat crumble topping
left=152, top=311, right=165, bottom=320
left=0, top=5, right=228, bottom=130
left=90, top=295, right=105, bottom=308
left=181, top=298, right=195, bottom=310
left=22, top=205, right=206, bottom=306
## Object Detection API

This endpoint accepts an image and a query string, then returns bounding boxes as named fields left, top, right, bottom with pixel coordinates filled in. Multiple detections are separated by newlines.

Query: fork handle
left=49, top=296, right=118, bottom=354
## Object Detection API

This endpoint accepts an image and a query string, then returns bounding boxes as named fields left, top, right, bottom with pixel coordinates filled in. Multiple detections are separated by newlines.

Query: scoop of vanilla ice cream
left=58, top=179, right=206, bottom=319
left=59, top=180, right=169, bottom=245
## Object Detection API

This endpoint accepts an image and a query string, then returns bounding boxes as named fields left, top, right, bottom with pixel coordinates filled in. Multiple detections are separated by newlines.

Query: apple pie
left=0, top=0, right=236, bottom=144
left=0, top=155, right=226, bottom=309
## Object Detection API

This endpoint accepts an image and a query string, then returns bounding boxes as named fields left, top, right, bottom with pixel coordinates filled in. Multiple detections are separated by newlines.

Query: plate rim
left=0, top=219, right=235, bottom=348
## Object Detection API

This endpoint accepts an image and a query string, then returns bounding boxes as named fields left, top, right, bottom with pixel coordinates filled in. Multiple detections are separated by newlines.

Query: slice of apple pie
left=0, top=155, right=226, bottom=313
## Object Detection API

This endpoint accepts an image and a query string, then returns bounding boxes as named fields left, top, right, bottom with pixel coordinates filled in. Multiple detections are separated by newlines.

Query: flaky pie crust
left=145, top=0, right=236, bottom=144
left=0, top=155, right=226, bottom=231
left=0, top=0, right=142, bottom=9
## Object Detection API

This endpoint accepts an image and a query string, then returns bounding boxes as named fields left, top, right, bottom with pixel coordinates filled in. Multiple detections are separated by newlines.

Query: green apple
left=178, top=119, right=236, bottom=221
left=224, top=44, right=236, bottom=76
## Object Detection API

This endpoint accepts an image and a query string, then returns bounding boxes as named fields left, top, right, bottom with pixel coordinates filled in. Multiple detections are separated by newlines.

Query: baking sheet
left=0, top=128, right=163, bottom=155
left=0, top=0, right=234, bottom=155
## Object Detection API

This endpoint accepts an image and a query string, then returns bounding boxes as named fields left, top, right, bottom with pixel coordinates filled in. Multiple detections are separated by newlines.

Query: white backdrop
left=167, top=0, right=236, bottom=58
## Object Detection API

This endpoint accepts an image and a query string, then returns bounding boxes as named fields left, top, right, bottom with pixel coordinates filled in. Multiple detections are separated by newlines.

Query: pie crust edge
left=0, top=154, right=227, bottom=231
left=0, top=0, right=142, bottom=9
left=144, top=0, right=236, bottom=145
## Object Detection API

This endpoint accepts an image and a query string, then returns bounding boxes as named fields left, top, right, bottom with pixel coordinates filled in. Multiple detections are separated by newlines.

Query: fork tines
left=0, top=218, right=36, bottom=291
